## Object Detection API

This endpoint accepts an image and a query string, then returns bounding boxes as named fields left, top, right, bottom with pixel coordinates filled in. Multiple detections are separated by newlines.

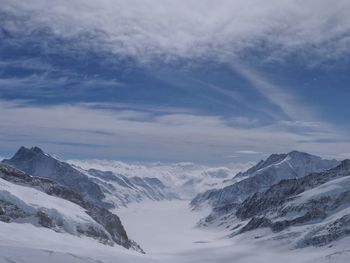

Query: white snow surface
left=117, top=200, right=221, bottom=254
left=116, top=200, right=350, bottom=263
left=0, top=222, right=155, bottom=263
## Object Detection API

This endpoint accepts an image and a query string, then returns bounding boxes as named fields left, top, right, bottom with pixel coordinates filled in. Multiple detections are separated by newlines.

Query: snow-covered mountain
left=201, top=160, right=350, bottom=252
left=2, top=147, right=178, bottom=208
left=81, top=168, right=179, bottom=207
left=69, top=159, right=250, bottom=199
left=0, top=162, right=143, bottom=253
left=1, top=147, right=349, bottom=263
left=191, top=151, right=339, bottom=210
left=2, top=146, right=109, bottom=208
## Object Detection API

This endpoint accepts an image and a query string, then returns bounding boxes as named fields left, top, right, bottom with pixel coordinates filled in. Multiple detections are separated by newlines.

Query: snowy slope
left=0, top=176, right=106, bottom=236
left=0, top=222, right=155, bottom=263
left=0, top=163, right=143, bottom=252
left=2, top=146, right=108, bottom=207
left=1, top=201, right=349, bottom=263
left=191, top=151, right=339, bottom=209
left=79, top=168, right=179, bottom=208
left=116, top=200, right=350, bottom=263
left=290, top=175, right=350, bottom=206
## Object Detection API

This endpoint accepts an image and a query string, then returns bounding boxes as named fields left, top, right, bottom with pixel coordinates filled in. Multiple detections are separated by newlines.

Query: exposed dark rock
left=240, top=217, right=272, bottom=233
left=36, top=211, right=56, bottom=228
left=301, top=215, right=350, bottom=247
left=271, top=208, right=327, bottom=232
left=0, top=200, right=29, bottom=223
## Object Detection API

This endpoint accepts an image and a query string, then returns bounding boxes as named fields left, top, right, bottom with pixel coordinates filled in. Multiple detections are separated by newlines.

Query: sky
left=0, top=0, right=350, bottom=164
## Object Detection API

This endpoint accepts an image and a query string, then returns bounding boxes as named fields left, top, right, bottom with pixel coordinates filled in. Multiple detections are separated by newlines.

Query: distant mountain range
left=69, top=159, right=243, bottom=199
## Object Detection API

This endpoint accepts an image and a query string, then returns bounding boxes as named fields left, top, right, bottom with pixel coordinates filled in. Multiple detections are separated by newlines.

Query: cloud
left=230, top=63, right=313, bottom=121
left=225, top=155, right=239, bottom=159
left=338, top=153, right=350, bottom=159
left=0, top=100, right=349, bottom=163
left=2, top=0, right=350, bottom=63
left=226, top=61, right=348, bottom=145
left=236, top=150, right=262, bottom=155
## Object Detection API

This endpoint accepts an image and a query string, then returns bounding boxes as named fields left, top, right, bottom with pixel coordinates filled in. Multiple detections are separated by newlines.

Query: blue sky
left=1, top=0, right=350, bottom=163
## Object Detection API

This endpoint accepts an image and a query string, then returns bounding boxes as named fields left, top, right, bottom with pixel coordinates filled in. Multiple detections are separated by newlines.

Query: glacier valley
left=0, top=148, right=350, bottom=263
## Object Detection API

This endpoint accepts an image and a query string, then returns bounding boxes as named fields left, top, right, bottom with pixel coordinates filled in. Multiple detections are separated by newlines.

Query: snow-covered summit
left=3, top=146, right=109, bottom=208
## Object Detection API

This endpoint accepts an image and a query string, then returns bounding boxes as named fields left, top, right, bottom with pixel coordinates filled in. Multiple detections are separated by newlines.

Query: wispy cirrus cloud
left=230, top=62, right=312, bottom=121
left=227, top=62, right=350, bottom=150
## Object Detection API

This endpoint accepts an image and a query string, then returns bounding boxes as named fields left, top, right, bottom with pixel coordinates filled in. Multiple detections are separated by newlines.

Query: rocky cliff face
left=191, top=151, right=339, bottom=210
left=0, top=163, right=143, bottom=253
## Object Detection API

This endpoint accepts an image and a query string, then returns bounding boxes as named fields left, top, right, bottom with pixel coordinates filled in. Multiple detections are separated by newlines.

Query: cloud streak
left=230, top=62, right=311, bottom=121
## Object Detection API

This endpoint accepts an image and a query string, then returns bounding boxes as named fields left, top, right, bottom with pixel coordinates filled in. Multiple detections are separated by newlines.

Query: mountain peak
left=7, top=146, right=46, bottom=162
left=2, top=146, right=109, bottom=208
left=286, top=150, right=313, bottom=158
left=16, top=146, right=29, bottom=154
left=14, top=146, right=45, bottom=155
left=30, top=146, right=45, bottom=155
left=240, top=153, right=286, bottom=176
left=264, top=153, right=287, bottom=163
left=262, top=151, right=319, bottom=164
